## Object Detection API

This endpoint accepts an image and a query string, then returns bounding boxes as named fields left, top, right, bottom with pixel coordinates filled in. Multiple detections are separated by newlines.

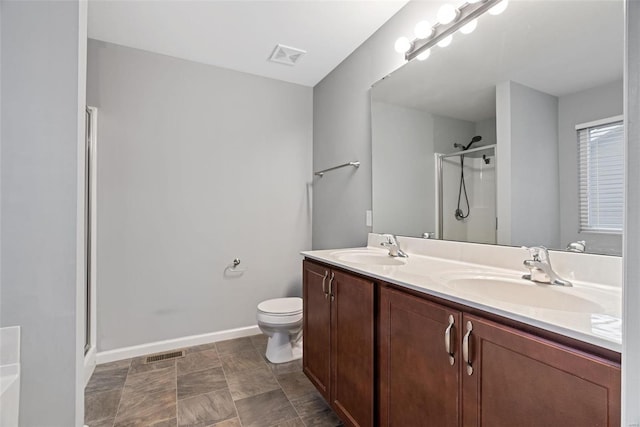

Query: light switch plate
left=366, top=210, right=372, bottom=227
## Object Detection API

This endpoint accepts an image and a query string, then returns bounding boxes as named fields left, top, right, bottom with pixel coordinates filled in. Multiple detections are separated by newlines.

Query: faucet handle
left=523, top=246, right=549, bottom=262
left=382, top=234, right=397, bottom=244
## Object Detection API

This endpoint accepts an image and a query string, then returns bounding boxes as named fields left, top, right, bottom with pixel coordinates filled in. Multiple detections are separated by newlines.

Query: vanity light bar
left=406, top=0, right=502, bottom=62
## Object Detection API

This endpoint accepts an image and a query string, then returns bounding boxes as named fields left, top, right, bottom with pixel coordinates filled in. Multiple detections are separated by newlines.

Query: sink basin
left=439, top=273, right=604, bottom=313
left=330, top=250, right=407, bottom=266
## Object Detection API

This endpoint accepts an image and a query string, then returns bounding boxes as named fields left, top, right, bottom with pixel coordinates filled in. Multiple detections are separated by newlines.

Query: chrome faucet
left=381, top=234, right=408, bottom=258
left=566, top=240, right=586, bottom=253
left=522, top=246, right=572, bottom=287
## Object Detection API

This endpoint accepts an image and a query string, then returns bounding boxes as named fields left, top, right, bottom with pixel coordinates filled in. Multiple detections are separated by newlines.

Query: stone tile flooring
left=85, top=335, right=343, bottom=427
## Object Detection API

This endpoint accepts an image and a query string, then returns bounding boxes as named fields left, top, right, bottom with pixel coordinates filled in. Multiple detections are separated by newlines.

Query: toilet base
left=265, top=332, right=302, bottom=364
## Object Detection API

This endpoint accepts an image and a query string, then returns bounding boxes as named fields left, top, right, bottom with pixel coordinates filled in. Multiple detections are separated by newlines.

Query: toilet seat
left=257, top=297, right=302, bottom=316
left=257, top=311, right=302, bottom=325
left=256, top=297, right=303, bottom=363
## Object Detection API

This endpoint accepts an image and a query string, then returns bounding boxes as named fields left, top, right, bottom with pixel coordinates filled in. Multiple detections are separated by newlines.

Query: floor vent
left=145, top=350, right=185, bottom=364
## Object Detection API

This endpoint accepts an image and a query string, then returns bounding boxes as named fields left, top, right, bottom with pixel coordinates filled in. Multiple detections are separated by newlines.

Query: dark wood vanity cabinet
left=302, top=260, right=332, bottom=399
left=303, top=259, right=621, bottom=427
left=378, top=286, right=621, bottom=427
left=461, top=314, right=621, bottom=427
left=302, top=260, right=375, bottom=427
left=379, top=287, right=462, bottom=426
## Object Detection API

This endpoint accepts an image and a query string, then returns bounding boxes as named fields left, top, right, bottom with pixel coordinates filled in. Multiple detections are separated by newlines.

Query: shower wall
left=441, top=153, right=496, bottom=244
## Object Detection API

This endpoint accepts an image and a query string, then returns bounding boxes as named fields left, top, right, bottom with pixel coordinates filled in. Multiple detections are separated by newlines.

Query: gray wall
left=432, top=115, right=476, bottom=154
left=558, top=80, right=623, bottom=255
left=87, top=40, right=312, bottom=351
left=312, top=1, right=444, bottom=249
left=497, top=81, right=560, bottom=248
left=1, top=1, right=86, bottom=425
left=371, top=102, right=434, bottom=237
left=475, top=118, right=497, bottom=148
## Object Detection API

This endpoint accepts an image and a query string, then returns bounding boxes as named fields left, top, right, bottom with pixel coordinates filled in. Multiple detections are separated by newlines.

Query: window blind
left=577, top=118, right=624, bottom=233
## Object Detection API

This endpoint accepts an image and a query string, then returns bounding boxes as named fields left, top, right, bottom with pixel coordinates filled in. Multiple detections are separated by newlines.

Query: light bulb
left=460, top=19, right=477, bottom=35
left=414, top=21, right=433, bottom=39
left=437, top=4, right=458, bottom=25
left=394, top=37, right=411, bottom=54
left=437, top=35, right=453, bottom=48
left=417, top=49, right=431, bottom=61
left=489, top=0, right=509, bottom=15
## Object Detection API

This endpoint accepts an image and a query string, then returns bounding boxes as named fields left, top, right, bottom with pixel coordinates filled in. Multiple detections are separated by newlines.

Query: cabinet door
left=379, top=287, right=462, bottom=427
left=331, top=270, right=375, bottom=427
left=302, top=260, right=331, bottom=400
left=461, top=314, right=621, bottom=427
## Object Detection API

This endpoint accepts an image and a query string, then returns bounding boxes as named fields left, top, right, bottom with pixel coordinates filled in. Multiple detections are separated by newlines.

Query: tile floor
left=85, top=335, right=343, bottom=427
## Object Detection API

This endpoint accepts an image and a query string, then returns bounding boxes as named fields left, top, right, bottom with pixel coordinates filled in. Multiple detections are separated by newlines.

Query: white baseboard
left=84, top=346, right=97, bottom=386
left=95, top=325, right=261, bottom=365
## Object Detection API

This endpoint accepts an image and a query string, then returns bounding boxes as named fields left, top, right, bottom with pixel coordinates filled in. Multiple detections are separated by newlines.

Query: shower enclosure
left=436, top=144, right=497, bottom=244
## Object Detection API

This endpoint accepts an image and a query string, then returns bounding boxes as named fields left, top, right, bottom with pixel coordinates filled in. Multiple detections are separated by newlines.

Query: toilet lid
left=258, top=297, right=303, bottom=315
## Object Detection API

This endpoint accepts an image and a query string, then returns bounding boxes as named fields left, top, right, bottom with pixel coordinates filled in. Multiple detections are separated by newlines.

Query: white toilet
left=256, top=297, right=303, bottom=364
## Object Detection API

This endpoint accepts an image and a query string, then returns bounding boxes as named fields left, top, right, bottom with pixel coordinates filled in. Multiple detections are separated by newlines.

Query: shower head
left=464, top=135, right=482, bottom=150
left=455, top=135, right=483, bottom=151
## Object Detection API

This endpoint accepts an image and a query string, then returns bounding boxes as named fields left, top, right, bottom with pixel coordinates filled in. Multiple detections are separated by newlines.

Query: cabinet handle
left=322, top=270, right=329, bottom=299
left=444, top=315, right=455, bottom=366
left=328, top=272, right=335, bottom=301
left=462, top=320, right=473, bottom=376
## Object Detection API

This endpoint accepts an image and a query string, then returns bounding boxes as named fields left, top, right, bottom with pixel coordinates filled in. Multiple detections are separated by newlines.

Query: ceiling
left=88, top=0, right=408, bottom=87
left=372, top=0, right=624, bottom=122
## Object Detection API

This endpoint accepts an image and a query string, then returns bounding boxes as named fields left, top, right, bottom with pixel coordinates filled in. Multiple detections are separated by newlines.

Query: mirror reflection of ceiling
left=372, top=0, right=623, bottom=123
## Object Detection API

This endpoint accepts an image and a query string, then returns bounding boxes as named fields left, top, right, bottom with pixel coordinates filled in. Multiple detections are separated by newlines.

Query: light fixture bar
left=406, top=0, right=502, bottom=61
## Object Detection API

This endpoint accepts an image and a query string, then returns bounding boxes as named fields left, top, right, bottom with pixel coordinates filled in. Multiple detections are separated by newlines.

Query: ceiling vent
left=269, top=44, right=306, bottom=66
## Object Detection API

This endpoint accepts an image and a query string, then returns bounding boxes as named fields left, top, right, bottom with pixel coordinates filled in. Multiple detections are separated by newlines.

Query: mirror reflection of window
left=577, top=117, right=624, bottom=234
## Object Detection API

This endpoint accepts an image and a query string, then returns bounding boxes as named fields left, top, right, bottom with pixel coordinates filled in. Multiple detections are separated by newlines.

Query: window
left=577, top=116, right=624, bottom=233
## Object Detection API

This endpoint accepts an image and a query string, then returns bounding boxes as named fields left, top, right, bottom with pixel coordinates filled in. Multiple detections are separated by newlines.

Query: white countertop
left=302, top=243, right=622, bottom=353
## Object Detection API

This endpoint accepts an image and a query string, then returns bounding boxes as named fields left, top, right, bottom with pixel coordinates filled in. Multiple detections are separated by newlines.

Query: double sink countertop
left=302, top=237, right=622, bottom=353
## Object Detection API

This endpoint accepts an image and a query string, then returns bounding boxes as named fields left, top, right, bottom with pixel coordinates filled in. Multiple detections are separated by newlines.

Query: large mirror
left=371, top=0, right=623, bottom=255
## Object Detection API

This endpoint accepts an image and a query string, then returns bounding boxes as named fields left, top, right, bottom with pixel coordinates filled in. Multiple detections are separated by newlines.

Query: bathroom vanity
left=303, top=262, right=375, bottom=425
left=301, top=236, right=621, bottom=427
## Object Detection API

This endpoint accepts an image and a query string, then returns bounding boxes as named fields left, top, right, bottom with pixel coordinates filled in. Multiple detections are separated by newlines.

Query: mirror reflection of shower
left=436, top=142, right=497, bottom=245
left=453, top=135, right=483, bottom=221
